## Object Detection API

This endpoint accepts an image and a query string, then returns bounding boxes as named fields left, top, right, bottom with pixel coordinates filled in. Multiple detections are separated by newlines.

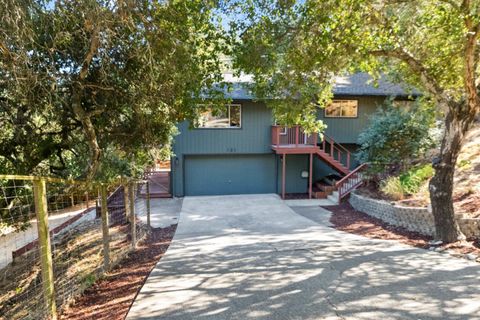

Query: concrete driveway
left=127, top=194, right=480, bottom=320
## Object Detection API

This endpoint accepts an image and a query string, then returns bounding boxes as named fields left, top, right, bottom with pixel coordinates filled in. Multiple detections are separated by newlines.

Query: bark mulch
left=327, top=202, right=480, bottom=258
left=327, top=202, right=432, bottom=249
left=60, top=225, right=177, bottom=320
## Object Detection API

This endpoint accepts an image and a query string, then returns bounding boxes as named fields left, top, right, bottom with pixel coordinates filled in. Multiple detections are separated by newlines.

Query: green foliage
left=457, top=159, right=472, bottom=170
left=82, top=274, right=97, bottom=289
left=0, top=0, right=226, bottom=179
left=356, top=98, right=436, bottom=167
left=380, top=164, right=434, bottom=199
left=228, top=0, right=479, bottom=137
left=399, top=164, right=434, bottom=195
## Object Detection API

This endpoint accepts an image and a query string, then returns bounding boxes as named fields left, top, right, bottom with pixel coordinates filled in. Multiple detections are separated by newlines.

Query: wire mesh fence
left=0, top=176, right=151, bottom=320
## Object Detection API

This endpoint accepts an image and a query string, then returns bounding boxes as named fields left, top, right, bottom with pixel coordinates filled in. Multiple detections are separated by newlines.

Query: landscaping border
left=349, top=192, right=480, bottom=239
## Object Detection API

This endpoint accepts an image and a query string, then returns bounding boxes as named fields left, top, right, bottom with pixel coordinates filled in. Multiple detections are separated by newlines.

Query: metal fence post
left=146, top=181, right=151, bottom=228
left=33, top=178, right=57, bottom=320
left=100, top=184, right=110, bottom=270
left=129, top=181, right=136, bottom=249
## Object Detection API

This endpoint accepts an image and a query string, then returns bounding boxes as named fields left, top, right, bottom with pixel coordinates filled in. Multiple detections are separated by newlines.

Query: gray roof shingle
left=205, top=72, right=419, bottom=100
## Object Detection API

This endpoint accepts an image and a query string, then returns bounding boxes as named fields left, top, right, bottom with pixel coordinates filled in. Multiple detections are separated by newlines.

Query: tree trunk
left=429, top=105, right=473, bottom=242
left=72, top=91, right=101, bottom=181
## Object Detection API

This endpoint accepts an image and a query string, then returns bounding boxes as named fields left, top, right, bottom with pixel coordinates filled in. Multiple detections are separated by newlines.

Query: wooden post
left=282, top=154, right=286, bottom=200
left=129, top=182, right=136, bottom=249
left=85, top=192, right=89, bottom=209
left=33, top=179, right=57, bottom=320
left=309, top=153, right=313, bottom=199
left=146, top=181, right=151, bottom=228
left=124, top=183, right=130, bottom=224
left=295, top=126, right=299, bottom=145
left=100, top=184, right=110, bottom=270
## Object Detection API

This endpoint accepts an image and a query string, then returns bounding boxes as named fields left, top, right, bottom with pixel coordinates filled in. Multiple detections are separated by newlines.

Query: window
left=393, top=100, right=414, bottom=109
left=325, top=100, right=358, bottom=118
left=196, top=104, right=242, bottom=128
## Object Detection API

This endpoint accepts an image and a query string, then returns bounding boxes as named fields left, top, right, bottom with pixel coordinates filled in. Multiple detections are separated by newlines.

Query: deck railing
left=271, top=125, right=318, bottom=147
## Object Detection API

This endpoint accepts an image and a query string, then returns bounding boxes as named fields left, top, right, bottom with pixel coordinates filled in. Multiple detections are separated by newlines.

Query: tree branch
left=370, top=48, right=448, bottom=101
left=463, top=0, right=480, bottom=115
left=71, top=24, right=102, bottom=181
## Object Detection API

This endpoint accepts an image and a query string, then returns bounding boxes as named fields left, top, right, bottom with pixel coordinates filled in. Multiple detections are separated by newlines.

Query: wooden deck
left=271, top=125, right=352, bottom=200
left=271, top=144, right=319, bottom=154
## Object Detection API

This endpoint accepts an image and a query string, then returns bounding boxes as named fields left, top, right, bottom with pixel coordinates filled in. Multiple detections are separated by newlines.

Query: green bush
left=399, top=164, right=434, bottom=195
left=356, top=98, right=436, bottom=169
left=380, top=164, right=434, bottom=199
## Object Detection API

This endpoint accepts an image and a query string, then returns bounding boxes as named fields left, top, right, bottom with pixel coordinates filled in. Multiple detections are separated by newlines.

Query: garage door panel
left=184, top=154, right=276, bottom=196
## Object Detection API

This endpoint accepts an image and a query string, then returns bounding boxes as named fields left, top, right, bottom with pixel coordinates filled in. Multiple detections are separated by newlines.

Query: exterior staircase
left=271, top=125, right=366, bottom=201
left=327, top=190, right=340, bottom=204
left=334, top=163, right=368, bottom=204
left=315, top=149, right=349, bottom=175
left=315, top=134, right=351, bottom=175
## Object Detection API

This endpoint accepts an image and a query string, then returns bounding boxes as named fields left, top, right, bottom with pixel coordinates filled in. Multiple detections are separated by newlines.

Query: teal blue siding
left=276, top=155, right=309, bottom=194
left=173, top=101, right=273, bottom=155
left=183, top=154, right=276, bottom=196
left=172, top=96, right=388, bottom=196
left=318, top=96, right=386, bottom=143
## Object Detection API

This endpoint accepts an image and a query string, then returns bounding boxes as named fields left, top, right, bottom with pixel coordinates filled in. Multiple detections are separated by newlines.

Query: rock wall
left=349, top=192, right=480, bottom=239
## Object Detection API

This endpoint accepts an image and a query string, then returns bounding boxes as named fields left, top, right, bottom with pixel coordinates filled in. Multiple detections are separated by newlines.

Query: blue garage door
left=184, top=154, right=276, bottom=196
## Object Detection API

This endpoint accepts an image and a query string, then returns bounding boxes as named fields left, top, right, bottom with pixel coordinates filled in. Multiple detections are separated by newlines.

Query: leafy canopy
left=228, top=0, right=478, bottom=120
left=0, top=0, right=227, bottom=180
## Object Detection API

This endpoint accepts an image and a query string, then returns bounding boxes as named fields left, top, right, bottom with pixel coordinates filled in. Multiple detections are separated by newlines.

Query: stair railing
left=319, top=134, right=351, bottom=169
left=335, top=163, right=368, bottom=203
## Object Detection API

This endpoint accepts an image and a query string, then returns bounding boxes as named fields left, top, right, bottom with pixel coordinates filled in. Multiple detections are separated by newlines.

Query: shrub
left=380, top=176, right=405, bottom=200
left=356, top=98, right=437, bottom=170
left=380, top=164, right=434, bottom=200
left=399, top=164, right=434, bottom=194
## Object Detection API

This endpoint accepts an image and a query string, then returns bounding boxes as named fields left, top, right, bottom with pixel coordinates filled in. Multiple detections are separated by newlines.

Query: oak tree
left=230, top=0, right=480, bottom=242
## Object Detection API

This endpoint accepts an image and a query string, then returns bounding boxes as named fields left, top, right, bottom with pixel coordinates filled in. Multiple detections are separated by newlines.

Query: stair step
left=327, top=194, right=338, bottom=204
left=313, top=191, right=329, bottom=199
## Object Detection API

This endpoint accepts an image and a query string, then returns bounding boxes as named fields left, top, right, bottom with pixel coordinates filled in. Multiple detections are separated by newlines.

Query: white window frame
left=325, top=100, right=359, bottom=118
left=195, top=104, right=242, bottom=129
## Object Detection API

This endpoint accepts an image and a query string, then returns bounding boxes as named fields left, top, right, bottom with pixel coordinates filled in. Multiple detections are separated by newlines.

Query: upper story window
left=325, top=100, right=358, bottom=118
left=393, top=100, right=414, bottom=109
left=196, top=104, right=242, bottom=129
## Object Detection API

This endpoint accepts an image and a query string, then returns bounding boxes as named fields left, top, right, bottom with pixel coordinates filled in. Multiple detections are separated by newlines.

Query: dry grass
left=0, top=220, right=138, bottom=320
left=453, top=122, right=480, bottom=218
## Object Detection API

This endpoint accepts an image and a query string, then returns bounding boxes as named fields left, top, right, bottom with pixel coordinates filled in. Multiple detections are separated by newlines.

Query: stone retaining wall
left=349, top=192, right=480, bottom=239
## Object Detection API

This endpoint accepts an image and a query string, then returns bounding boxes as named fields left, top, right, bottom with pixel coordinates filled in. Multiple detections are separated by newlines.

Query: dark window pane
left=229, top=105, right=241, bottom=127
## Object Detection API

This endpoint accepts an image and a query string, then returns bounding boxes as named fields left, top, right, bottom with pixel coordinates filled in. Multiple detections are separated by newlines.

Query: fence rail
left=0, top=175, right=152, bottom=320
